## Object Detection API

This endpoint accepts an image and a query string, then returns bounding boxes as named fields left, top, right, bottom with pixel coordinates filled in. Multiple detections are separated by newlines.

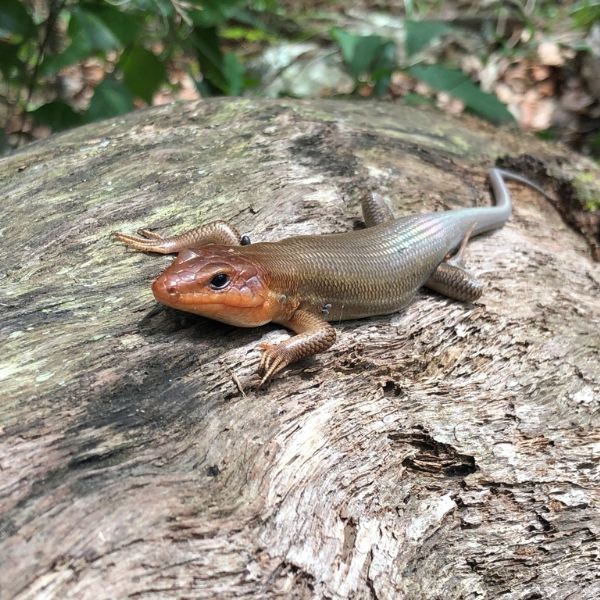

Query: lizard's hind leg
left=425, top=224, right=484, bottom=302
left=425, top=262, right=484, bottom=302
left=361, top=191, right=395, bottom=227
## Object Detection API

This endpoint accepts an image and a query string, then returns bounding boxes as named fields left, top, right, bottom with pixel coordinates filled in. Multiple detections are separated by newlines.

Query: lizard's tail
left=471, top=168, right=553, bottom=236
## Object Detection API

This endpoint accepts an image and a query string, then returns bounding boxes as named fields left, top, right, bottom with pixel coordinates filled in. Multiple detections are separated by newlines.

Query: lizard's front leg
left=258, top=309, right=336, bottom=384
left=112, top=220, right=250, bottom=254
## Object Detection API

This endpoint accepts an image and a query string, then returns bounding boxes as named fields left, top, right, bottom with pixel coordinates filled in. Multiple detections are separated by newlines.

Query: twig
left=230, top=369, right=247, bottom=398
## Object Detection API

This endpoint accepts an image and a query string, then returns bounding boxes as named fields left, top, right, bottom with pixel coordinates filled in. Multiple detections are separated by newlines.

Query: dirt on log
left=1, top=99, right=599, bottom=599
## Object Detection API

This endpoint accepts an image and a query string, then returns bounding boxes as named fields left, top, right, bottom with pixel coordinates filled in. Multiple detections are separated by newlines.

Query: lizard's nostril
left=152, top=275, right=179, bottom=301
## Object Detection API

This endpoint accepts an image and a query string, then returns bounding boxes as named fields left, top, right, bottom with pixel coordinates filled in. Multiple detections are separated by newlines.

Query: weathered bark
left=1, top=98, right=599, bottom=599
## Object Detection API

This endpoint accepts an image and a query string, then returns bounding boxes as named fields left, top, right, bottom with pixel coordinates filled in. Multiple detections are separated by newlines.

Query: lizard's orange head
left=152, top=247, right=277, bottom=327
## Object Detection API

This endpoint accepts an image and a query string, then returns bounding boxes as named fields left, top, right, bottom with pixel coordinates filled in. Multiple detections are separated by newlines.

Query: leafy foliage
left=331, top=19, right=514, bottom=123
left=570, top=0, right=600, bottom=30
left=119, top=46, right=166, bottom=104
left=408, top=64, right=514, bottom=124
left=405, top=19, right=453, bottom=57
left=331, top=28, right=396, bottom=96
left=0, top=0, right=267, bottom=149
left=0, top=0, right=35, bottom=38
left=4, top=0, right=585, bottom=151
left=28, top=100, right=83, bottom=131
left=87, top=79, right=134, bottom=121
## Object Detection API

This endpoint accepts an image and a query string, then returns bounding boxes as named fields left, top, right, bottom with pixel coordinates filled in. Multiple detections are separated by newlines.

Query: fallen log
left=1, top=98, right=598, bottom=599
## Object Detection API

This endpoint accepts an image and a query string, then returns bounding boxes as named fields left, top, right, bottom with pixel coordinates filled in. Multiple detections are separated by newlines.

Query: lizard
left=113, top=168, right=552, bottom=384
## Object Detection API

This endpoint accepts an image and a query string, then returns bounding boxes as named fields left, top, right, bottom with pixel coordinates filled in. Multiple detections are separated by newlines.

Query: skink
left=114, top=168, right=551, bottom=383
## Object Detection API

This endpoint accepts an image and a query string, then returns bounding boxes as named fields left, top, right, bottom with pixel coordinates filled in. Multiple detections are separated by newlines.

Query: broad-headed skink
left=114, top=168, right=551, bottom=383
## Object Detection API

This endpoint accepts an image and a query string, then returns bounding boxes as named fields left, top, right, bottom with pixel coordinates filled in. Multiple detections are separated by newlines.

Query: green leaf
left=40, top=32, right=93, bottom=75
left=536, top=129, right=556, bottom=141
left=131, top=0, right=174, bottom=18
left=69, top=7, right=121, bottom=52
left=40, top=7, right=125, bottom=76
left=188, top=0, right=245, bottom=28
left=0, top=41, right=21, bottom=78
left=190, top=26, right=228, bottom=94
left=0, top=0, right=35, bottom=38
left=403, top=92, right=434, bottom=107
left=331, top=28, right=395, bottom=95
left=189, top=13, right=251, bottom=95
left=332, top=29, right=378, bottom=78
left=225, top=5, right=280, bottom=35
left=247, top=0, right=279, bottom=9
left=371, top=43, right=396, bottom=96
left=405, top=20, right=454, bottom=57
left=408, top=64, right=514, bottom=124
left=29, top=101, right=83, bottom=131
left=331, top=28, right=395, bottom=81
left=331, top=28, right=362, bottom=77
left=84, top=4, right=144, bottom=46
left=221, top=25, right=277, bottom=43
left=119, top=46, right=166, bottom=103
left=570, top=1, right=600, bottom=30
left=0, top=128, right=9, bottom=154
left=222, top=52, right=244, bottom=95
left=87, top=79, right=134, bottom=121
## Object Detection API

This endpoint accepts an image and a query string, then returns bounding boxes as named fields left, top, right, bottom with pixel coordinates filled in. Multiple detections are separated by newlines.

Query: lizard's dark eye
left=209, top=273, right=230, bottom=289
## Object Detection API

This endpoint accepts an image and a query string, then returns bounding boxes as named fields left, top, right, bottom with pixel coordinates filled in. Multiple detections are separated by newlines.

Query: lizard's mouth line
left=154, top=290, right=262, bottom=310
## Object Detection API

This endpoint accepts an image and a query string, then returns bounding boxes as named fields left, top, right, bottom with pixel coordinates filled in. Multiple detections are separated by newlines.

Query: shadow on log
left=1, top=99, right=599, bottom=599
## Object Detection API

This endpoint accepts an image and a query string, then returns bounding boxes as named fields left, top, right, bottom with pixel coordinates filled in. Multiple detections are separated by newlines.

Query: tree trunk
left=1, top=98, right=598, bottom=599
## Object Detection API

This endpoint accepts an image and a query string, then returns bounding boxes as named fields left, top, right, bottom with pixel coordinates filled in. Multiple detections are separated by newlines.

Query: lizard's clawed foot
left=257, top=342, right=292, bottom=385
left=256, top=310, right=336, bottom=385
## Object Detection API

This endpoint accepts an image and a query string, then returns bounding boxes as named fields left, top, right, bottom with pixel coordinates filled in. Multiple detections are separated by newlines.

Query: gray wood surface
left=1, top=98, right=598, bottom=599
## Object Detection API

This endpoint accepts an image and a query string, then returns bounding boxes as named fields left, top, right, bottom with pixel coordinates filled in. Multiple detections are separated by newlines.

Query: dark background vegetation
left=1, top=0, right=599, bottom=161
